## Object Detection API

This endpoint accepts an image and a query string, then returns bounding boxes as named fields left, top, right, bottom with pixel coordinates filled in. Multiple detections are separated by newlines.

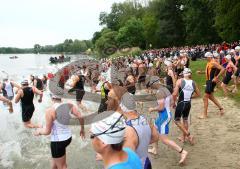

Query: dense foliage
left=93, top=0, right=240, bottom=58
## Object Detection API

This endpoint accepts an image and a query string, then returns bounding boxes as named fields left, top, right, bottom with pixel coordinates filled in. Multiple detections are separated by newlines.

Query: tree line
left=0, top=39, right=92, bottom=54
left=92, top=0, right=240, bottom=57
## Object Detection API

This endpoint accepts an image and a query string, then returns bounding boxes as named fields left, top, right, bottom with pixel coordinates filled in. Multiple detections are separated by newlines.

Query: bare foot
left=218, top=108, right=224, bottom=116
left=198, top=115, right=208, bottom=119
left=177, top=136, right=186, bottom=143
left=187, top=135, right=194, bottom=145
left=179, top=150, right=188, bottom=165
left=148, top=148, right=158, bottom=155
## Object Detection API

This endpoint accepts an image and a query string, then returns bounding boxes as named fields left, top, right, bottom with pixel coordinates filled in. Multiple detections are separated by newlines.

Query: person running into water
left=0, top=77, right=20, bottom=100
left=15, top=80, right=43, bottom=128
left=220, top=55, right=237, bottom=97
left=68, top=75, right=87, bottom=111
left=30, top=75, right=44, bottom=102
left=0, top=95, right=13, bottom=113
left=107, top=88, right=158, bottom=169
left=147, top=79, right=188, bottom=165
left=90, top=112, right=142, bottom=169
left=34, top=94, right=85, bottom=169
left=172, top=68, right=200, bottom=144
left=199, top=52, right=225, bottom=119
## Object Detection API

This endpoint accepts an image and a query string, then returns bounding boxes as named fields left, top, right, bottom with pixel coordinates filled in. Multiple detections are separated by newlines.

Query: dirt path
left=140, top=97, right=240, bottom=169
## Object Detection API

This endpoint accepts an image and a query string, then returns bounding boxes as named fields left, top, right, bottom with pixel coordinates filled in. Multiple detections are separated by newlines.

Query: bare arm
left=15, top=89, right=23, bottom=103
left=149, top=99, right=164, bottom=112
left=169, top=70, right=176, bottom=87
left=0, top=95, right=10, bottom=102
left=172, top=79, right=181, bottom=103
left=32, top=86, right=43, bottom=95
left=192, top=83, right=201, bottom=98
left=212, top=62, right=224, bottom=81
left=123, top=126, right=138, bottom=151
left=34, top=108, right=54, bottom=136
left=71, top=104, right=85, bottom=139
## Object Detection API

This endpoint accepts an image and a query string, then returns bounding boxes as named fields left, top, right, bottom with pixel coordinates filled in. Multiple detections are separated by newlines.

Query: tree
left=215, top=0, right=240, bottom=42
left=182, top=0, right=220, bottom=45
left=116, top=17, right=146, bottom=48
left=95, top=29, right=118, bottom=57
left=33, top=44, right=41, bottom=53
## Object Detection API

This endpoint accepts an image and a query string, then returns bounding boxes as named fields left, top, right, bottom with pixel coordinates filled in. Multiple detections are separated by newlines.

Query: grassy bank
left=190, top=59, right=240, bottom=103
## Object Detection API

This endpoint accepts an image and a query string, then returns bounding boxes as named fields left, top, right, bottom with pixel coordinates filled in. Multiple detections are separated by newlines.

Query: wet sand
left=140, top=97, right=240, bottom=169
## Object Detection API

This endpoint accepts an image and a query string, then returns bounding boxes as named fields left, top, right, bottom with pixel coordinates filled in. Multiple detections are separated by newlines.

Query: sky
left=0, top=0, right=125, bottom=48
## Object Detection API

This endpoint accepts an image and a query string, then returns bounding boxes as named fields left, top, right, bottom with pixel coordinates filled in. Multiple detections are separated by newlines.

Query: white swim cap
left=119, top=92, right=136, bottom=113
left=183, top=68, right=192, bottom=76
left=90, top=112, right=125, bottom=144
left=213, top=52, right=219, bottom=58
left=235, top=46, right=240, bottom=51
left=230, top=49, right=235, bottom=53
left=225, top=54, right=231, bottom=60
left=205, top=52, right=213, bottom=58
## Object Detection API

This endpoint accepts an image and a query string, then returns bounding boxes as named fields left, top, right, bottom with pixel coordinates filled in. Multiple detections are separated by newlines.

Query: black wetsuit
left=98, top=82, right=109, bottom=113
left=75, top=75, right=85, bottom=102
left=21, top=87, right=34, bottom=122
left=166, top=74, right=173, bottom=93
left=36, top=78, right=43, bottom=90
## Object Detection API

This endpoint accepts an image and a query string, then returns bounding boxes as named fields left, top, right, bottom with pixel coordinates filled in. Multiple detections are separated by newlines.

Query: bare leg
left=208, top=94, right=224, bottom=115
left=232, top=76, right=238, bottom=92
left=199, top=93, right=210, bottom=119
left=159, top=135, right=188, bottom=165
left=220, top=82, right=228, bottom=97
left=175, top=120, right=194, bottom=145
left=51, top=160, right=57, bottom=169
left=53, top=154, right=67, bottom=169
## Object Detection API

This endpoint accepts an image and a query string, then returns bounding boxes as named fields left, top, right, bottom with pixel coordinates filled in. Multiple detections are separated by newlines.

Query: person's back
left=2, top=81, right=14, bottom=99
left=108, top=148, right=142, bottom=169
left=21, top=87, right=34, bottom=106
left=51, top=103, right=72, bottom=142
left=35, top=78, right=43, bottom=90
left=125, top=115, right=151, bottom=168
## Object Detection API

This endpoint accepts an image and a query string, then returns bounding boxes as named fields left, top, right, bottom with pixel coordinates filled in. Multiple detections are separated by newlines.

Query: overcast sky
left=0, top=0, right=124, bottom=48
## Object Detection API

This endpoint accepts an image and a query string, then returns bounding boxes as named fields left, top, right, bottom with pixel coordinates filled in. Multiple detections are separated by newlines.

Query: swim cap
left=204, top=52, right=213, bottom=58
left=119, top=92, right=136, bottom=113
left=235, top=46, right=240, bottom=51
left=183, top=68, right=192, bottom=76
left=90, top=112, right=125, bottom=144
left=21, top=80, right=29, bottom=85
left=225, top=55, right=231, bottom=60
left=213, top=52, right=219, bottom=58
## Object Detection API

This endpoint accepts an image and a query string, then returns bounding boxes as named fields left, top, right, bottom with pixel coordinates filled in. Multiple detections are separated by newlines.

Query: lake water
left=0, top=54, right=101, bottom=169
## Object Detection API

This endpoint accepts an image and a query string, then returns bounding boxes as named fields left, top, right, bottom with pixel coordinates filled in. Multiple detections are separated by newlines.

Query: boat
left=49, top=56, right=71, bottom=64
left=9, top=56, right=18, bottom=59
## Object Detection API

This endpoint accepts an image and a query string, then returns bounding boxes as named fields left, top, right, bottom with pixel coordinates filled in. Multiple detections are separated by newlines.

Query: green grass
left=190, top=59, right=240, bottom=103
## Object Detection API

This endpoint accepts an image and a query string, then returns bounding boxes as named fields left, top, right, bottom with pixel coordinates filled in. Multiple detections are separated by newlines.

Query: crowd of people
left=0, top=41, right=240, bottom=169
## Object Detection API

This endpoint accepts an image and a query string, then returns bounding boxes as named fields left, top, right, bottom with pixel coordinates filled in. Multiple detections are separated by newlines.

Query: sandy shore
left=140, top=97, right=240, bottom=169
